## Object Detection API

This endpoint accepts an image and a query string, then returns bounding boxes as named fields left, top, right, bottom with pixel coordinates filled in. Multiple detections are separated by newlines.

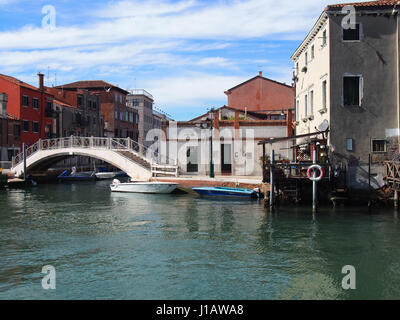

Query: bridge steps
left=116, top=150, right=151, bottom=169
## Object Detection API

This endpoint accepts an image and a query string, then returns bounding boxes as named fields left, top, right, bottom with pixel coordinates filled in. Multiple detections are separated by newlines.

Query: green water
left=0, top=181, right=399, bottom=300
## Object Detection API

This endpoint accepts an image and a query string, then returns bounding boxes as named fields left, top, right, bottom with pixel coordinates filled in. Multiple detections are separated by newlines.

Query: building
left=45, top=87, right=103, bottom=137
left=57, top=81, right=135, bottom=139
left=126, top=89, right=158, bottom=149
left=291, top=0, right=400, bottom=189
left=0, top=93, right=20, bottom=165
left=224, top=71, right=295, bottom=113
left=162, top=106, right=293, bottom=177
left=0, top=73, right=55, bottom=147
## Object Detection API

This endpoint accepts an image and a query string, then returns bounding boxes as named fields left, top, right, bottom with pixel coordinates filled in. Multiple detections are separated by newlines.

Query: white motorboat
left=95, top=172, right=118, bottom=180
left=110, top=179, right=178, bottom=194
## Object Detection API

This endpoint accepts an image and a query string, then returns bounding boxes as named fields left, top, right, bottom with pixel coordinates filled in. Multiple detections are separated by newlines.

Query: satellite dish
left=318, top=120, right=329, bottom=132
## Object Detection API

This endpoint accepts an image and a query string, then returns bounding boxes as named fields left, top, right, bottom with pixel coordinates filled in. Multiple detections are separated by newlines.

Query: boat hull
left=110, top=182, right=178, bottom=194
left=192, top=187, right=257, bottom=198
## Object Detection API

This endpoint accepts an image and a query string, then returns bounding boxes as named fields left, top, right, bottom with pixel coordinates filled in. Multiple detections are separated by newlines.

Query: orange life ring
left=307, top=165, right=324, bottom=182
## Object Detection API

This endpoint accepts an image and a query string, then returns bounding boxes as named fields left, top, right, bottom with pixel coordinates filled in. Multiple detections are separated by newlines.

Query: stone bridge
left=11, top=137, right=178, bottom=181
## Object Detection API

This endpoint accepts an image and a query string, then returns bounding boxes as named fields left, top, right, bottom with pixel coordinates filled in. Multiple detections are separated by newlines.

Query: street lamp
left=196, top=107, right=215, bottom=178
left=208, top=108, right=215, bottom=178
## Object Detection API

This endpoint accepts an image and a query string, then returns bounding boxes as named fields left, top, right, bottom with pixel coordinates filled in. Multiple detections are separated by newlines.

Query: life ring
left=307, top=165, right=324, bottom=182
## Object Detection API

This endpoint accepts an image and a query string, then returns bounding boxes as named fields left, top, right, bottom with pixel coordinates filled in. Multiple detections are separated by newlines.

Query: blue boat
left=192, top=187, right=259, bottom=198
left=57, top=167, right=96, bottom=182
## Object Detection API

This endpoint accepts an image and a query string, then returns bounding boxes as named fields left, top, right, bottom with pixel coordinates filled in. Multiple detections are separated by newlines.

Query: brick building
left=57, top=81, right=137, bottom=139
left=224, top=72, right=295, bottom=113
left=0, top=93, right=21, bottom=164
left=46, top=87, right=103, bottom=137
left=0, top=73, right=55, bottom=147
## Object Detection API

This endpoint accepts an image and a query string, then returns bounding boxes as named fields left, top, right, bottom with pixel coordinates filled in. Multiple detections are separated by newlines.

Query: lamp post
left=208, top=108, right=215, bottom=178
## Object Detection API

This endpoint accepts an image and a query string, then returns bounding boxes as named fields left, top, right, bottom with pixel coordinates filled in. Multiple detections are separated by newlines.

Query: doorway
left=186, top=146, right=198, bottom=173
left=221, top=144, right=232, bottom=174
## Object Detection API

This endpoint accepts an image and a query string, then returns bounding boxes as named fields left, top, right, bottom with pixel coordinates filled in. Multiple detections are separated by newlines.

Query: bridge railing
left=12, top=136, right=177, bottom=168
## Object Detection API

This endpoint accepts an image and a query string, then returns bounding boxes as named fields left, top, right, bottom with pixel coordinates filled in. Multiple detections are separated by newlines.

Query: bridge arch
left=11, top=137, right=171, bottom=181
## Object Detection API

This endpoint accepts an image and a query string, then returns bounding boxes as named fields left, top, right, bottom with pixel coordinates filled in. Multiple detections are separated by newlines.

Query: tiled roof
left=7, top=113, right=20, bottom=120
left=326, top=0, right=399, bottom=10
left=225, top=75, right=293, bottom=93
left=53, top=99, right=76, bottom=109
left=57, top=80, right=129, bottom=94
left=0, top=74, right=40, bottom=91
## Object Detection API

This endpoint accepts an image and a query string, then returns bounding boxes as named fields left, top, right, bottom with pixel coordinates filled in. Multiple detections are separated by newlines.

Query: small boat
left=110, top=179, right=178, bottom=194
left=95, top=168, right=128, bottom=180
left=192, top=187, right=260, bottom=198
left=58, top=167, right=96, bottom=182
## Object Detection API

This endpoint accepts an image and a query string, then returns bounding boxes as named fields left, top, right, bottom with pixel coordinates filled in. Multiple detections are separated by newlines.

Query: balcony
left=128, top=89, right=154, bottom=100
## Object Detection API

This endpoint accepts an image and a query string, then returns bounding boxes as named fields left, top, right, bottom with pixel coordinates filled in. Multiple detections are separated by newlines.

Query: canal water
left=0, top=181, right=400, bottom=300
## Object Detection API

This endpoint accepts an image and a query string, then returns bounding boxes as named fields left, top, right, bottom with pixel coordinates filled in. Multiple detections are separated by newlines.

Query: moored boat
left=110, top=179, right=178, bottom=194
left=192, top=187, right=260, bottom=198
left=58, top=167, right=96, bottom=182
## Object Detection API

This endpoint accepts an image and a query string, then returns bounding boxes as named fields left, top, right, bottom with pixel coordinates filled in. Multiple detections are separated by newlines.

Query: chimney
left=38, top=72, right=44, bottom=91
left=0, top=93, right=8, bottom=117
left=259, top=71, right=262, bottom=77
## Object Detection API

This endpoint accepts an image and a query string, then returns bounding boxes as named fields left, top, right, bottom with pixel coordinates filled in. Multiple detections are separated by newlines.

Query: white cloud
left=142, top=73, right=246, bottom=107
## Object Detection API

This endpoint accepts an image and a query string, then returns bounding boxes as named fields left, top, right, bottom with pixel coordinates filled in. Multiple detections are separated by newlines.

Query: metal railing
left=12, top=136, right=177, bottom=170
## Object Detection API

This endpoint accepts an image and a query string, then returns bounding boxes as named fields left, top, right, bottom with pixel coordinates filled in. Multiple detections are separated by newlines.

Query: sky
left=0, top=0, right=351, bottom=120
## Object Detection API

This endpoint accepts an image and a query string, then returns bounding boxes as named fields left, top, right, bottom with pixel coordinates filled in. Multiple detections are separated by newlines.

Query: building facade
left=0, top=73, right=55, bottom=147
left=57, top=81, right=135, bottom=139
left=162, top=107, right=293, bottom=177
left=126, top=89, right=156, bottom=149
left=224, top=72, right=295, bottom=113
left=46, top=87, right=103, bottom=137
left=291, top=0, right=400, bottom=189
left=0, top=93, right=20, bottom=165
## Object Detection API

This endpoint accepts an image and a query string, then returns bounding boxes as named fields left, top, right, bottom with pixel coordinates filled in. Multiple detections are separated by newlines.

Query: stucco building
left=291, top=0, right=400, bottom=189
left=162, top=106, right=293, bottom=177
left=0, top=93, right=20, bottom=165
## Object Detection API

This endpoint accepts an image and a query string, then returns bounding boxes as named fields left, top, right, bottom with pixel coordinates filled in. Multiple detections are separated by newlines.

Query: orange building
left=224, top=72, right=295, bottom=113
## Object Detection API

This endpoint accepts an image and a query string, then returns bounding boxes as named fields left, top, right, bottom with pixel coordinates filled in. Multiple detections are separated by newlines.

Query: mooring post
left=312, top=149, right=318, bottom=213
left=23, top=143, right=27, bottom=181
left=270, top=149, right=275, bottom=210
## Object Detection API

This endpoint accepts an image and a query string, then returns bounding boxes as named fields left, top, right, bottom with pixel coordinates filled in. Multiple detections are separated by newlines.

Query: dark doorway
left=221, top=144, right=232, bottom=174
left=187, top=146, right=198, bottom=173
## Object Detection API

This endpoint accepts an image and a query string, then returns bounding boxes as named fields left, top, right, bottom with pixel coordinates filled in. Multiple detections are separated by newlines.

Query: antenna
left=47, top=66, right=50, bottom=87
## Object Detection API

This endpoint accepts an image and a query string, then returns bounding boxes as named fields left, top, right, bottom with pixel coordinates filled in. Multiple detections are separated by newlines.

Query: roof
left=225, top=75, right=293, bottom=94
left=57, top=80, right=129, bottom=94
left=7, top=113, right=20, bottom=121
left=0, top=74, right=40, bottom=92
left=53, top=99, right=75, bottom=109
left=326, top=0, right=399, bottom=10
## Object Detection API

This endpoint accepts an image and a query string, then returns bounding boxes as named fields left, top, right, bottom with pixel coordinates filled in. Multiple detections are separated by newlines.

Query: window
left=126, top=111, right=129, bottom=121
left=120, top=112, right=123, bottom=121
left=133, top=99, right=139, bottom=107
left=129, top=112, right=133, bottom=123
left=32, top=121, right=40, bottom=133
left=115, top=129, right=119, bottom=137
left=322, top=80, right=327, bottom=109
left=311, top=45, right=315, bottom=59
left=304, top=94, right=308, bottom=117
left=343, top=76, right=362, bottom=106
left=343, top=24, right=360, bottom=41
left=346, top=138, right=354, bottom=151
left=120, top=95, right=122, bottom=103
left=114, top=93, right=118, bottom=102
left=14, top=124, right=21, bottom=137
left=22, top=120, right=29, bottom=132
left=93, top=117, right=96, bottom=125
left=296, top=100, right=299, bottom=121
left=322, top=30, right=327, bottom=47
left=136, top=114, right=139, bottom=124
left=296, top=63, right=299, bottom=75
left=32, top=98, right=40, bottom=109
left=372, top=139, right=386, bottom=153
left=310, top=90, right=314, bottom=114
left=22, top=95, right=29, bottom=107
left=78, top=96, right=83, bottom=106
left=114, top=110, right=118, bottom=119
left=305, top=52, right=308, bottom=66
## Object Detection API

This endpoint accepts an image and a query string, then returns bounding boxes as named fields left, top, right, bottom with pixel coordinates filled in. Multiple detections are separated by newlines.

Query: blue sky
left=0, top=0, right=350, bottom=120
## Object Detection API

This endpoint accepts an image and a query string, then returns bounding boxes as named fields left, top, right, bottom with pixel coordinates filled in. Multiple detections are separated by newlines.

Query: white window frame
left=321, top=29, right=327, bottom=48
left=342, top=23, right=363, bottom=42
left=304, top=94, right=308, bottom=117
left=342, top=73, right=363, bottom=107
